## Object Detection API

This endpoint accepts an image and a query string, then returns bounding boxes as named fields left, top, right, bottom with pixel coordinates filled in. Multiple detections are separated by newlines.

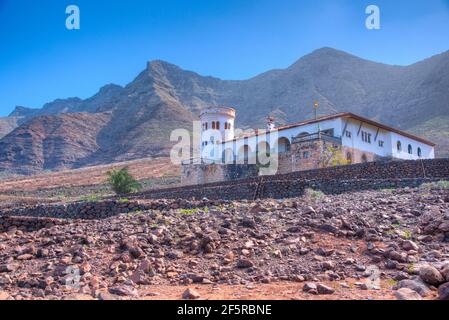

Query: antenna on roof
left=314, top=101, right=320, bottom=132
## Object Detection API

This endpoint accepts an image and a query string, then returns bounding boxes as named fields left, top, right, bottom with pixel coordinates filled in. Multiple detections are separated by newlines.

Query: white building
left=199, top=107, right=435, bottom=170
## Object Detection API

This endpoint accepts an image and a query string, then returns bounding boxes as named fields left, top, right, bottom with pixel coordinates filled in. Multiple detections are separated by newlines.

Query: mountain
left=0, top=47, right=448, bottom=174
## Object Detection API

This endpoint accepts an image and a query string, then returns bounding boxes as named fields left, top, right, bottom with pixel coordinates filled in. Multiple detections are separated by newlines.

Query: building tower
left=200, top=106, right=236, bottom=161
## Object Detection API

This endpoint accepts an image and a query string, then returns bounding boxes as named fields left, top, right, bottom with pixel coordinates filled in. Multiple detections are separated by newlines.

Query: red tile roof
left=224, top=112, right=435, bottom=147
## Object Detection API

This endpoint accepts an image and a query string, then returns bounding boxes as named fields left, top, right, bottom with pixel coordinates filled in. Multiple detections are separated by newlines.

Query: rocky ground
left=0, top=185, right=448, bottom=300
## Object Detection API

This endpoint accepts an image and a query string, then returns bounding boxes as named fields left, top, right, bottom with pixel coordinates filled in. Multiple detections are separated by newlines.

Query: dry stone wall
left=1, top=159, right=448, bottom=224
left=138, top=159, right=449, bottom=200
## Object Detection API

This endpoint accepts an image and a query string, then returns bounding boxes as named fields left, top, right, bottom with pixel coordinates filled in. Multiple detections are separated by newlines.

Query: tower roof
left=200, top=106, right=236, bottom=118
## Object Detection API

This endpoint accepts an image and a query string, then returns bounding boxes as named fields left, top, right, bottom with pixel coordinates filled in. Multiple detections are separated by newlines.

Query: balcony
left=292, top=132, right=342, bottom=145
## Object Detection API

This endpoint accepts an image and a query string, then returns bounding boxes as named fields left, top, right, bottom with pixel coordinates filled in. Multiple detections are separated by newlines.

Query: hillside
left=1, top=47, right=448, bottom=174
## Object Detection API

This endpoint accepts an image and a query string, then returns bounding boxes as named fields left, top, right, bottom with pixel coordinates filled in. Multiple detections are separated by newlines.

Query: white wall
left=211, top=116, right=434, bottom=162
left=341, top=119, right=392, bottom=158
left=390, top=132, right=435, bottom=160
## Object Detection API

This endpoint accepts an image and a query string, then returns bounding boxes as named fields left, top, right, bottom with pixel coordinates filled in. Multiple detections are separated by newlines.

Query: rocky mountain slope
left=1, top=47, right=448, bottom=174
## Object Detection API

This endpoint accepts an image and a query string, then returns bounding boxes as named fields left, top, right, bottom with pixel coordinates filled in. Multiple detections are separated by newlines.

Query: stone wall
left=1, top=200, right=152, bottom=220
left=181, top=163, right=258, bottom=186
left=138, top=158, right=449, bottom=201
left=0, top=216, right=69, bottom=233
left=2, top=159, right=448, bottom=222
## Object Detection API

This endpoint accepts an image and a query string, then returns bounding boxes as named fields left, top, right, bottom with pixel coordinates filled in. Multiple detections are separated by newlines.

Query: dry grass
left=0, top=157, right=180, bottom=194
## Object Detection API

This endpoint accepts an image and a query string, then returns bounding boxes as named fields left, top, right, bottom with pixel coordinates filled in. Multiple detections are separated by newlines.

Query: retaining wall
left=136, top=159, right=449, bottom=200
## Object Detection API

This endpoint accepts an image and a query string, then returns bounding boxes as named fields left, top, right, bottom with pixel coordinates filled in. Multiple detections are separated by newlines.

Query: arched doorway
left=237, top=145, right=252, bottom=164
left=276, top=137, right=291, bottom=153
left=222, top=148, right=235, bottom=164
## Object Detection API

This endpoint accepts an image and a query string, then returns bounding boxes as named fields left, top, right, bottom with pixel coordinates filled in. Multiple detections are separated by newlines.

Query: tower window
left=216, top=122, right=220, bottom=130
left=212, top=122, right=216, bottom=130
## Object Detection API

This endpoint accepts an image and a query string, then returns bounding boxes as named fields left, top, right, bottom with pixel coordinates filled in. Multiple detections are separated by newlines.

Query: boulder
left=394, top=288, right=422, bottom=300
left=182, top=288, right=201, bottom=300
left=438, top=282, right=449, bottom=300
left=396, top=279, right=430, bottom=297
left=419, top=265, right=445, bottom=286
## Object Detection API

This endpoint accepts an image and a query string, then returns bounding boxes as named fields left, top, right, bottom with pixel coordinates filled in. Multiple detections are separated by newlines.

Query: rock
left=394, top=288, right=422, bottom=300
left=438, top=282, right=449, bottom=300
left=0, top=264, right=17, bottom=273
left=438, top=221, right=449, bottom=232
left=62, top=294, right=96, bottom=300
left=0, top=291, right=10, bottom=300
left=419, top=265, right=445, bottom=286
left=241, top=217, right=256, bottom=229
left=236, top=259, right=254, bottom=269
left=138, top=259, right=152, bottom=274
left=302, top=283, right=317, bottom=294
left=108, top=286, right=139, bottom=297
left=440, top=264, right=449, bottom=282
left=182, top=288, right=201, bottom=300
left=396, top=279, right=430, bottom=297
left=389, top=251, right=407, bottom=263
left=317, top=284, right=335, bottom=295
left=402, top=240, right=419, bottom=252
left=321, top=261, right=335, bottom=271
left=98, top=292, right=117, bottom=300
left=128, top=246, right=144, bottom=259
left=17, top=254, right=34, bottom=261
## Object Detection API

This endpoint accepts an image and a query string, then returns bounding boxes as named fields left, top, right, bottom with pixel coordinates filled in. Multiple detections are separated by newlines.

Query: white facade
left=200, top=111, right=435, bottom=163
left=200, top=107, right=236, bottom=160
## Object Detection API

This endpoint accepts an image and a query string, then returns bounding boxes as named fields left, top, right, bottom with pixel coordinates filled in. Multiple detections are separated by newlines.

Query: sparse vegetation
left=80, top=194, right=102, bottom=202
left=106, top=167, right=142, bottom=195
left=420, top=180, right=449, bottom=190
left=304, top=188, right=325, bottom=199
left=386, top=279, right=398, bottom=288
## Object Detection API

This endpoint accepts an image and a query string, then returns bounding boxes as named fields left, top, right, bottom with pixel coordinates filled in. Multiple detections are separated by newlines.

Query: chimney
left=266, top=116, right=275, bottom=132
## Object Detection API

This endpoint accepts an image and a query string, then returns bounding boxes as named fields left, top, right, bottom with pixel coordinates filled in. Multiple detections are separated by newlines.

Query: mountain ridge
left=1, top=47, right=448, bottom=174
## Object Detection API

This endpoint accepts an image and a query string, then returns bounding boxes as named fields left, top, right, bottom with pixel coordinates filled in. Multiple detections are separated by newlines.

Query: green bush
left=106, top=167, right=142, bottom=195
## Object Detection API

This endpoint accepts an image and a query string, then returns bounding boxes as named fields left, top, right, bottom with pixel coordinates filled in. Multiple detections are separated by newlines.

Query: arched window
left=408, top=144, right=413, bottom=155
left=212, top=122, right=216, bottom=130
left=205, top=123, right=208, bottom=130
left=216, top=122, right=220, bottom=130
left=418, top=147, right=422, bottom=158
left=361, top=154, right=368, bottom=163
left=228, top=123, right=232, bottom=129
left=224, top=123, right=228, bottom=130
left=397, top=141, right=402, bottom=152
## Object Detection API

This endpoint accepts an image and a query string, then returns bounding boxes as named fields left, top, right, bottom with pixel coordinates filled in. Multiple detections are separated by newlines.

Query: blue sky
left=0, top=0, right=449, bottom=116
